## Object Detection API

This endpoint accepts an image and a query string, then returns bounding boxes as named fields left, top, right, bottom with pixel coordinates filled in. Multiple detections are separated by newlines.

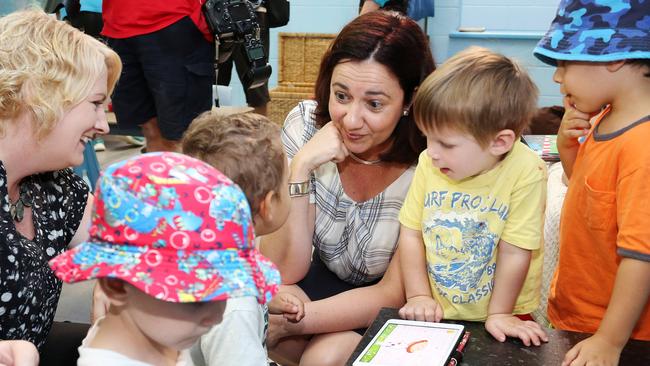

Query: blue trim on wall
left=450, top=31, right=545, bottom=40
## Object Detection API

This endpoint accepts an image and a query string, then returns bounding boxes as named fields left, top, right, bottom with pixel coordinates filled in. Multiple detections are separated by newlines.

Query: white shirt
left=190, top=297, right=268, bottom=366
left=77, top=318, right=192, bottom=366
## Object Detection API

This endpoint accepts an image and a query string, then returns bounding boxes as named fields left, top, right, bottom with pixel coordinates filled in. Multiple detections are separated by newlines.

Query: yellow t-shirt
left=399, top=142, right=546, bottom=321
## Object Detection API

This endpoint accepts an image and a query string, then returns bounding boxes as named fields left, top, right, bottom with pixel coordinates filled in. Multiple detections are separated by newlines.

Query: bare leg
left=268, top=335, right=309, bottom=366
left=300, top=331, right=361, bottom=366
left=140, top=117, right=179, bottom=152
left=268, top=253, right=406, bottom=364
left=252, top=103, right=267, bottom=117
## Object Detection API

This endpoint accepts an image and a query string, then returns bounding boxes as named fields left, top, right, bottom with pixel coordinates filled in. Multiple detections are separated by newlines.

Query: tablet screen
left=353, top=320, right=465, bottom=366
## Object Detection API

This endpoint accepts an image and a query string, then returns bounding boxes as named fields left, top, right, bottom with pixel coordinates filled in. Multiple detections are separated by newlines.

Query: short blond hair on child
left=182, top=112, right=284, bottom=216
left=414, top=46, right=538, bottom=147
left=0, top=8, right=121, bottom=140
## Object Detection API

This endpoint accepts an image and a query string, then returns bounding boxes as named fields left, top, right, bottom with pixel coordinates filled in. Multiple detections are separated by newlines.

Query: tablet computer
left=352, top=319, right=465, bottom=366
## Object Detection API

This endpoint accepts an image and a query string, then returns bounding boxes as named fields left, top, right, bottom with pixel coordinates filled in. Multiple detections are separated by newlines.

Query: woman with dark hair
left=261, top=10, right=435, bottom=365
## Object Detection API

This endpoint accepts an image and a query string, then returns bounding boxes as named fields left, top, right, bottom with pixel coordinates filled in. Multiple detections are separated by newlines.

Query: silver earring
left=403, top=109, right=409, bottom=116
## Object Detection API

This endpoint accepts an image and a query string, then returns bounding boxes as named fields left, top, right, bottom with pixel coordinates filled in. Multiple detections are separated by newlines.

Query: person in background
left=359, top=0, right=407, bottom=14
left=183, top=112, right=304, bottom=366
left=398, top=46, right=548, bottom=347
left=101, top=0, right=214, bottom=152
left=59, top=0, right=145, bottom=152
left=49, top=152, right=282, bottom=365
left=0, top=7, right=120, bottom=354
left=217, top=1, right=271, bottom=116
left=262, top=10, right=434, bottom=365
left=61, top=0, right=102, bottom=37
left=533, top=1, right=650, bottom=365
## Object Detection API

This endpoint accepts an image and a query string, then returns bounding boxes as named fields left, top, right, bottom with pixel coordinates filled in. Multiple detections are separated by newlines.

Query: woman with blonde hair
left=0, top=7, right=121, bottom=356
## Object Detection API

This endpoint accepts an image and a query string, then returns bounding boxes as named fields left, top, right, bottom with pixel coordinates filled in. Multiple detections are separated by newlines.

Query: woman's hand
left=485, top=313, right=548, bottom=346
left=0, top=340, right=39, bottom=366
left=266, top=313, right=304, bottom=349
left=398, top=295, right=443, bottom=322
left=292, top=122, right=349, bottom=178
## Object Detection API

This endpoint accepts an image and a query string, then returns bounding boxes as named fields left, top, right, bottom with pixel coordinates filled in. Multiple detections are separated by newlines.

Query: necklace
left=9, top=183, right=32, bottom=222
left=349, top=152, right=382, bottom=165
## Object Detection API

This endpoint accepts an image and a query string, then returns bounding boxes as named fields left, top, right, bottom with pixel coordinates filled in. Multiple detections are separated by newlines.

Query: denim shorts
left=107, top=17, right=215, bottom=140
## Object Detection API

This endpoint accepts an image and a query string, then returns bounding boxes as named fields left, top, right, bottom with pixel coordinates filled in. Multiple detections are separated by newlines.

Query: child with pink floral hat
left=49, top=152, right=281, bottom=365
left=182, top=112, right=304, bottom=366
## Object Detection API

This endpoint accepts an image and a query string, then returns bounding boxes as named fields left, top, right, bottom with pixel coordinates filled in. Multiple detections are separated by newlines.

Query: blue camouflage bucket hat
left=534, top=0, right=650, bottom=65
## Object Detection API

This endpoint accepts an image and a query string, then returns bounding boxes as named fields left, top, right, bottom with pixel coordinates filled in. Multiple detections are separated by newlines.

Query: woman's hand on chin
left=295, top=122, right=349, bottom=174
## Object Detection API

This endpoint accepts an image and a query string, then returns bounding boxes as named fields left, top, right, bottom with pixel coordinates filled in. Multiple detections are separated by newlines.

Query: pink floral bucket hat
left=49, top=152, right=280, bottom=304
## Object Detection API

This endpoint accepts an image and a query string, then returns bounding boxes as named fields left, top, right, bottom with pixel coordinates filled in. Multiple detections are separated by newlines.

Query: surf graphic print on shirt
left=422, top=191, right=509, bottom=317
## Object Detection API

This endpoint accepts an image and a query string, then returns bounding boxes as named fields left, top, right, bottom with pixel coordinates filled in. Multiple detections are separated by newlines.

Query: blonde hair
left=0, top=8, right=122, bottom=139
left=414, top=46, right=538, bottom=147
left=182, top=112, right=285, bottom=216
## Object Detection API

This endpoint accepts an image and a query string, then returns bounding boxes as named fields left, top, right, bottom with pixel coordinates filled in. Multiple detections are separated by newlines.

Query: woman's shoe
left=118, top=135, right=145, bottom=146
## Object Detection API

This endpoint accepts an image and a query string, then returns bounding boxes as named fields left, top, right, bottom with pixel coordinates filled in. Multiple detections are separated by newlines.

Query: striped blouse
left=281, top=100, right=415, bottom=285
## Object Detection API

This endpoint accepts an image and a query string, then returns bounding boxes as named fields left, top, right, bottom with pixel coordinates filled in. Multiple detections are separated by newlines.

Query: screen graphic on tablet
left=353, top=320, right=465, bottom=366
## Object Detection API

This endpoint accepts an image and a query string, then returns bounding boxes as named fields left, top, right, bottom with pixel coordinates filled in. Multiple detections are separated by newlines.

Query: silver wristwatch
left=288, top=180, right=310, bottom=197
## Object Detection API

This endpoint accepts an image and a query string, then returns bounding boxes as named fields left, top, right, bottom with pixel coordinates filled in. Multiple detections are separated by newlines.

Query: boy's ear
left=606, top=60, right=626, bottom=72
left=257, top=190, right=277, bottom=223
left=488, top=129, right=516, bottom=156
left=98, top=278, right=128, bottom=307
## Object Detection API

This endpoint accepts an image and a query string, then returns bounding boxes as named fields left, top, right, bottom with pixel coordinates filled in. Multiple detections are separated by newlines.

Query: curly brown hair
left=181, top=112, right=285, bottom=216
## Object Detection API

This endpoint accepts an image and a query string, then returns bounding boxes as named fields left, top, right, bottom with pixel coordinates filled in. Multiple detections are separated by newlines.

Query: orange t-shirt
left=548, top=106, right=650, bottom=340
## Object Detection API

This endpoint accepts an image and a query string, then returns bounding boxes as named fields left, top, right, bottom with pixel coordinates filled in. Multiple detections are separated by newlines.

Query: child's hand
left=268, top=292, right=305, bottom=322
left=561, top=333, right=622, bottom=366
left=485, top=313, right=548, bottom=346
left=557, top=97, right=593, bottom=151
left=398, top=295, right=443, bottom=322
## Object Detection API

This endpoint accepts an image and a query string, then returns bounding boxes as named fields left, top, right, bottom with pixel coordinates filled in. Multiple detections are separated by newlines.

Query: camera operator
left=216, top=0, right=271, bottom=116
left=101, top=0, right=215, bottom=152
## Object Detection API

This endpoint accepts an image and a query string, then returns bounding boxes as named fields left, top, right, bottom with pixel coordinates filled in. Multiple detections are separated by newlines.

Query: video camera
left=203, top=0, right=272, bottom=91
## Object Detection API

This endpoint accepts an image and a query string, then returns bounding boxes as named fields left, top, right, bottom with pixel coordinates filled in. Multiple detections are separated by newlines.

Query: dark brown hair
left=628, top=59, right=650, bottom=77
left=313, top=10, right=435, bottom=164
left=181, top=112, right=284, bottom=216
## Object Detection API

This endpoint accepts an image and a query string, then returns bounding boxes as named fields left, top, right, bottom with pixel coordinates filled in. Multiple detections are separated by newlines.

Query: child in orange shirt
left=534, top=1, right=650, bottom=365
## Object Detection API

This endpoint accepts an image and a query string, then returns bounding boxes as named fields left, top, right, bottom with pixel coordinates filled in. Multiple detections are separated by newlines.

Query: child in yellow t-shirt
left=399, top=47, right=548, bottom=346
